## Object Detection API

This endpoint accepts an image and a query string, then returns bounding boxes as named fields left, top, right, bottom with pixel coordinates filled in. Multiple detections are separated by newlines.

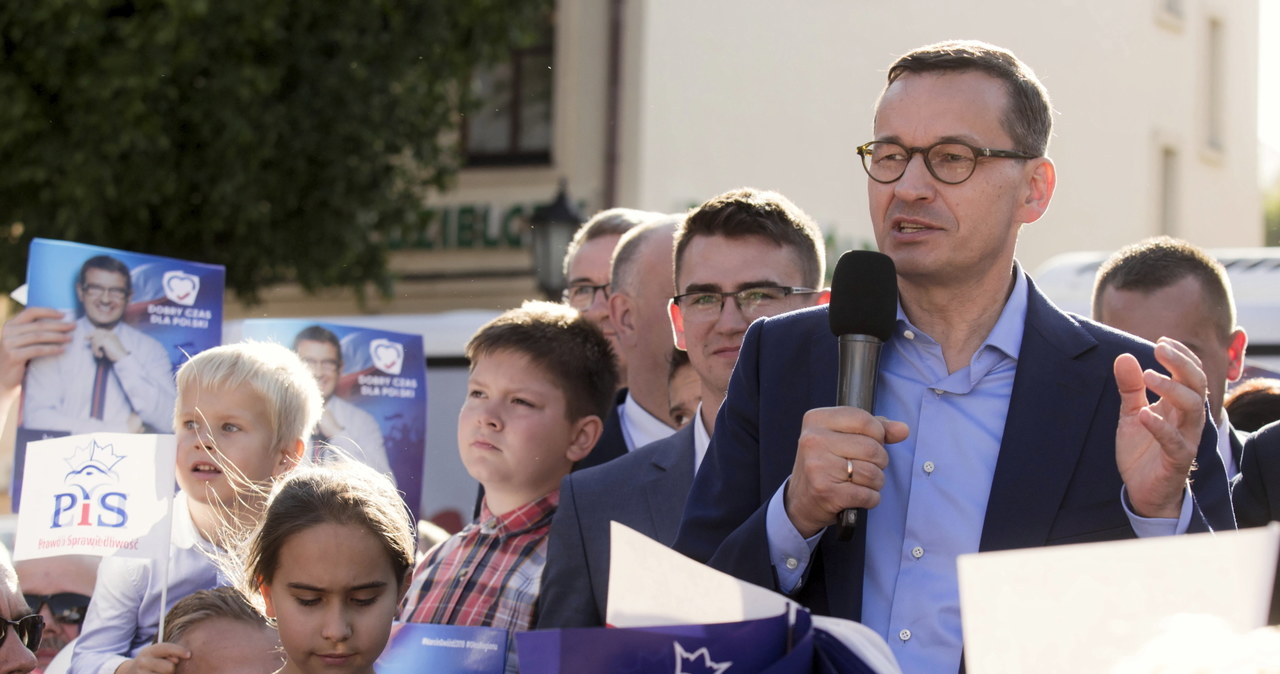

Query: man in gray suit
left=536, top=187, right=829, bottom=628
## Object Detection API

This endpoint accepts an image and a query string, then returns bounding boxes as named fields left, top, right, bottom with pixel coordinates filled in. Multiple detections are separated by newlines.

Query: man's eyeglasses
left=80, top=283, right=129, bottom=301
left=562, top=283, right=611, bottom=310
left=24, top=592, right=91, bottom=625
left=856, top=140, right=1037, bottom=185
left=671, top=286, right=819, bottom=322
left=0, top=614, right=43, bottom=653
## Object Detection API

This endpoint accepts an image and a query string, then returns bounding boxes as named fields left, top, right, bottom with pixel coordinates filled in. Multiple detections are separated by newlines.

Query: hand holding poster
left=14, top=238, right=224, bottom=509
left=239, top=319, right=427, bottom=515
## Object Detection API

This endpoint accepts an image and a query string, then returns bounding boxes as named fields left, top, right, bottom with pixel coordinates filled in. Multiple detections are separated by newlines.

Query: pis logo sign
left=51, top=439, right=129, bottom=529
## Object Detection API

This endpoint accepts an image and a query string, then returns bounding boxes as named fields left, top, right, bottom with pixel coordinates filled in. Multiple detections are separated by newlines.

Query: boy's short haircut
left=465, top=300, right=618, bottom=422
left=676, top=188, right=827, bottom=289
left=176, top=342, right=324, bottom=454
left=163, top=587, right=270, bottom=644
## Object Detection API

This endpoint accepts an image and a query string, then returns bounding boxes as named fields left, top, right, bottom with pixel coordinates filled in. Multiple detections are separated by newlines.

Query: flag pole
left=156, top=437, right=178, bottom=643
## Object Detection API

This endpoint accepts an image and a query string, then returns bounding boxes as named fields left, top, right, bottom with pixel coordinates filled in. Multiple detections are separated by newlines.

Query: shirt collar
left=621, top=391, right=676, bottom=450
left=477, top=488, right=560, bottom=536
left=693, top=402, right=711, bottom=473
left=983, top=262, right=1029, bottom=361
left=894, top=261, right=1029, bottom=363
left=1216, top=415, right=1238, bottom=477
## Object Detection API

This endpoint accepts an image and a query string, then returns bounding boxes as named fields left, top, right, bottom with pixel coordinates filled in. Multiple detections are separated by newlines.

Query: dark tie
left=90, top=357, right=112, bottom=420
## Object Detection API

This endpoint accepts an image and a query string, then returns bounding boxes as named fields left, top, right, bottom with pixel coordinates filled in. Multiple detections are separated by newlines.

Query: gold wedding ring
left=845, top=458, right=854, bottom=482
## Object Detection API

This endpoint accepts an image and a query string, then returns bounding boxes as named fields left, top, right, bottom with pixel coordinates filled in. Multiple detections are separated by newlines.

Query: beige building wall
left=222, top=0, right=1260, bottom=318
left=616, top=0, right=1260, bottom=276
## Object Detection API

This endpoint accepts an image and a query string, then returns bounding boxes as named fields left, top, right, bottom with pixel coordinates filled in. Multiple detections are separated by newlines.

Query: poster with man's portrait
left=240, top=319, right=427, bottom=516
left=14, top=238, right=225, bottom=507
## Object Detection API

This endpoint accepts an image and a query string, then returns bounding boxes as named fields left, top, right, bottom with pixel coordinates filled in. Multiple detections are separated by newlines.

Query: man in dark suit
left=1234, top=420, right=1280, bottom=527
left=537, top=188, right=830, bottom=628
left=674, top=41, right=1234, bottom=674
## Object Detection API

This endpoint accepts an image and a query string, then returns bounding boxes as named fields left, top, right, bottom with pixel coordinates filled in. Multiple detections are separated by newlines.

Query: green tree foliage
left=0, top=0, right=549, bottom=301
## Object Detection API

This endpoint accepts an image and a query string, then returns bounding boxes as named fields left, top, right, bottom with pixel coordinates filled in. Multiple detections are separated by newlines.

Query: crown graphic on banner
left=674, top=643, right=732, bottom=674
left=63, top=439, right=126, bottom=498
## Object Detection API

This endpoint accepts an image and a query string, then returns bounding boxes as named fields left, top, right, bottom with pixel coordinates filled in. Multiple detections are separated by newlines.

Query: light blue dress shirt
left=765, top=268, right=1190, bottom=673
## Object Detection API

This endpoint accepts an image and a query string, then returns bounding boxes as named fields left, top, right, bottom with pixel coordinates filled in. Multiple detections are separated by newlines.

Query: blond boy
left=72, top=342, right=322, bottom=674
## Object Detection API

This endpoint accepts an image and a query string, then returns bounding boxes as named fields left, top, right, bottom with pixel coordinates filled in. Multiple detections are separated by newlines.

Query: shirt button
left=912, top=546, right=924, bottom=559
left=899, top=629, right=912, bottom=642
left=923, top=461, right=935, bottom=474
left=932, top=388, right=944, bottom=396
left=459, top=567, right=470, bottom=577
left=903, top=330, right=915, bottom=340
left=785, top=557, right=799, bottom=570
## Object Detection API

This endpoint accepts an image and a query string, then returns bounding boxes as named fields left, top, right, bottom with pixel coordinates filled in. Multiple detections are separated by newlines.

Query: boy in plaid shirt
left=400, top=301, right=617, bottom=667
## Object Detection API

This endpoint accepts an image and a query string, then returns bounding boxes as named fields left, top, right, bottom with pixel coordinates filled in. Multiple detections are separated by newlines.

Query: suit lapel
left=980, top=280, right=1105, bottom=552
left=642, top=425, right=698, bottom=545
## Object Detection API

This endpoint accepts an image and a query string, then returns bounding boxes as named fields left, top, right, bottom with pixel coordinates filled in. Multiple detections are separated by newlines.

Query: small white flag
left=13, top=432, right=177, bottom=561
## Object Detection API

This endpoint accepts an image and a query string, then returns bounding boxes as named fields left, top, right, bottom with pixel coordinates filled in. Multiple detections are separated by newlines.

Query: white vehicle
left=1034, top=248, right=1280, bottom=374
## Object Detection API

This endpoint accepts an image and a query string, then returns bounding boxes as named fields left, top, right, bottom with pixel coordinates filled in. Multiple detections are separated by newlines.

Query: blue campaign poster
left=376, top=623, right=507, bottom=673
left=14, top=238, right=225, bottom=509
left=239, top=319, right=427, bottom=517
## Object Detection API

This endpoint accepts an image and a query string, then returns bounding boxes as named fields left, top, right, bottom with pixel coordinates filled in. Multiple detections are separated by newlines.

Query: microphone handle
left=835, top=335, right=883, bottom=542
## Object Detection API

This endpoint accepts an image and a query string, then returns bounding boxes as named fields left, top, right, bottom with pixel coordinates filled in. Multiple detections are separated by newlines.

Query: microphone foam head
left=828, top=250, right=898, bottom=341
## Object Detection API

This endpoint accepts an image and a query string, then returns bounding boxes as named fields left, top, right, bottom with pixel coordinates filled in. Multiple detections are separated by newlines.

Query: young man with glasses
left=675, top=41, right=1233, bottom=673
left=0, top=549, right=40, bottom=673
left=538, top=187, right=828, bottom=629
left=292, top=325, right=393, bottom=481
left=23, top=255, right=175, bottom=435
left=14, top=555, right=95, bottom=672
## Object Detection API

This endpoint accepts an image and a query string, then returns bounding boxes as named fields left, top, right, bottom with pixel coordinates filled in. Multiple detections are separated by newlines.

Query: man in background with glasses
left=539, top=187, right=828, bottom=629
left=566, top=215, right=685, bottom=474
left=14, top=555, right=95, bottom=673
left=23, top=255, right=174, bottom=436
left=558, top=208, right=674, bottom=474
left=676, top=40, right=1233, bottom=673
left=561, top=208, right=662, bottom=388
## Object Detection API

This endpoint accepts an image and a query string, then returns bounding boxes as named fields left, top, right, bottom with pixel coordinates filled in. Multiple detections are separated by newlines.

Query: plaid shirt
left=401, top=489, right=558, bottom=631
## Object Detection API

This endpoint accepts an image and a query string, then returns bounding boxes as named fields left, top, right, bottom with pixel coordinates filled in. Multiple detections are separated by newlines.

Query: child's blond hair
left=175, top=342, right=323, bottom=455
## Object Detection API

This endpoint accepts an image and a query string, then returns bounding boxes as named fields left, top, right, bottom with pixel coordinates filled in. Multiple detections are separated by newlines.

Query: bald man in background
left=582, top=217, right=683, bottom=470
left=560, top=208, right=661, bottom=386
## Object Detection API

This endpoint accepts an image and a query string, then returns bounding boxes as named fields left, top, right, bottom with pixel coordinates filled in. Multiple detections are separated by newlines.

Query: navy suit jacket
left=536, top=423, right=697, bottom=629
left=674, top=274, right=1234, bottom=623
left=1233, top=420, right=1280, bottom=528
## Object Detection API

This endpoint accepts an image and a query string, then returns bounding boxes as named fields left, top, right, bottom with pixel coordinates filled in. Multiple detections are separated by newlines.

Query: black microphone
left=827, top=250, right=898, bottom=541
